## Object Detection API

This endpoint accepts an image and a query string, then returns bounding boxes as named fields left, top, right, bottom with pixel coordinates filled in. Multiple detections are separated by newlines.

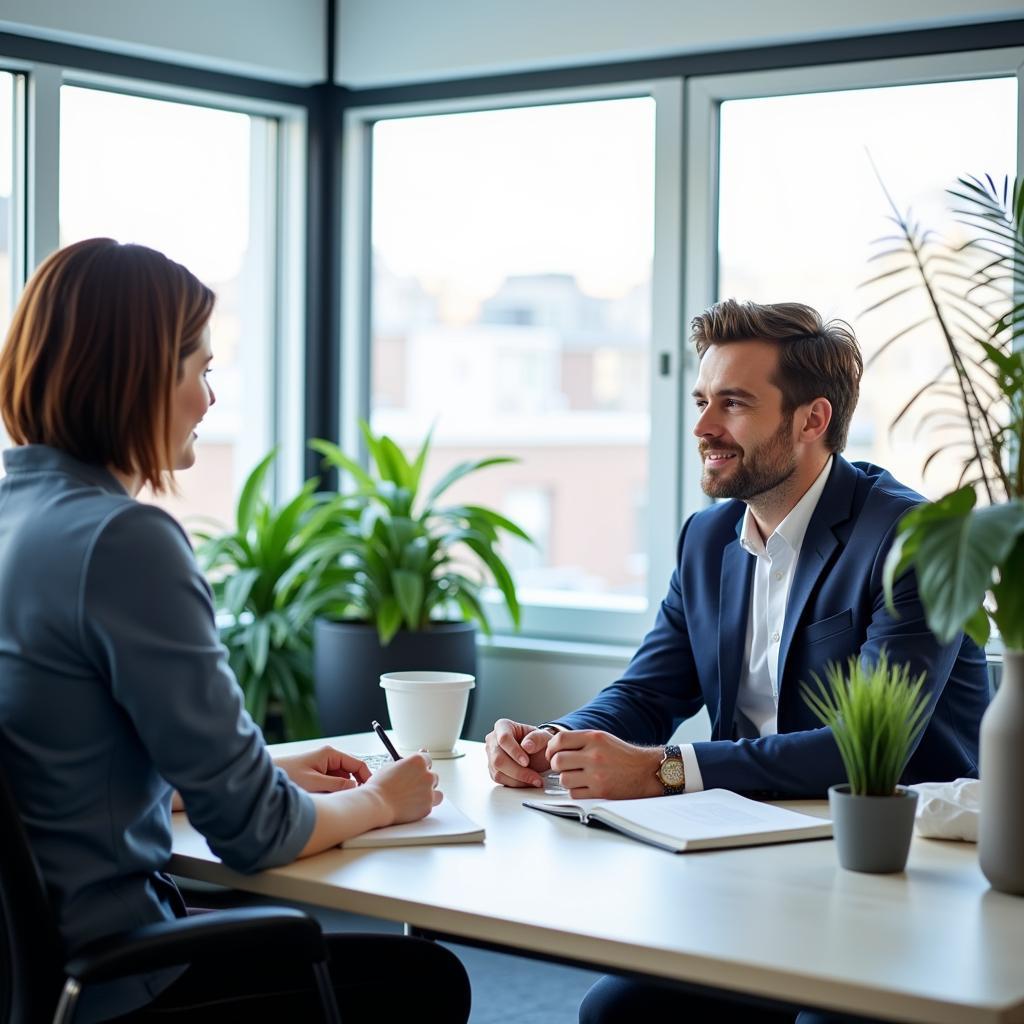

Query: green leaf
left=245, top=668, right=270, bottom=731
left=266, top=479, right=319, bottom=569
left=376, top=597, right=403, bottom=646
left=801, top=652, right=929, bottom=795
left=236, top=449, right=278, bottom=534
left=392, top=569, right=425, bottom=630
left=223, top=568, right=261, bottom=617
left=379, top=433, right=413, bottom=489
left=454, top=585, right=491, bottom=635
left=408, top=423, right=435, bottom=497
left=911, top=494, right=1024, bottom=644
left=359, top=420, right=408, bottom=488
left=435, top=503, right=534, bottom=545
left=399, top=535, right=431, bottom=574
left=963, top=604, right=992, bottom=649
left=309, top=438, right=374, bottom=490
left=289, top=583, right=356, bottom=631
left=993, top=535, right=1024, bottom=649
left=246, top=617, right=271, bottom=679
left=462, top=535, right=521, bottom=626
left=882, top=522, right=920, bottom=616
left=425, top=456, right=517, bottom=508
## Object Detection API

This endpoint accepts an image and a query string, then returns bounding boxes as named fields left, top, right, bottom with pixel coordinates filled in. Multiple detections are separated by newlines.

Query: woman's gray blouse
left=0, top=446, right=315, bottom=1021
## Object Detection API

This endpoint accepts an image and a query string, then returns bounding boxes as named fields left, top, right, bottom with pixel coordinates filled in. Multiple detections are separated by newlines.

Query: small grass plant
left=801, top=652, right=930, bottom=796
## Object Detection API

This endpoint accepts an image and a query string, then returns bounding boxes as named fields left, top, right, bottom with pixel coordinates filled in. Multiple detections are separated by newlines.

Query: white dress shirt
left=680, top=456, right=833, bottom=792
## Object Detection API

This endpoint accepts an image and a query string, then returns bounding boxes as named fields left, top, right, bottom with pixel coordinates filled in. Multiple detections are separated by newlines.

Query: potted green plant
left=868, top=174, right=1024, bottom=893
left=802, top=653, right=930, bottom=873
left=310, top=421, right=532, bottom=738
left=193, top=450, right=353, bottom=742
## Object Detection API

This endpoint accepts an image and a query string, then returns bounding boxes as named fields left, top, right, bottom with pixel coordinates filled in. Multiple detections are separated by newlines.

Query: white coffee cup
left=379, top=671, right=475, bottom=755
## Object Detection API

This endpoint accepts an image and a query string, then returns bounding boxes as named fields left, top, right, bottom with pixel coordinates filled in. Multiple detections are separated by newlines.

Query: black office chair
left=0, top=767, right=342, bottom=1024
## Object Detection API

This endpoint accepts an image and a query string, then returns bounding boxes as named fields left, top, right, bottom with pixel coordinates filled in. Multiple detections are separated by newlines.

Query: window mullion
left=647, top=78, right=686, bottom=610
left=25, top=63, right=60, bottom=271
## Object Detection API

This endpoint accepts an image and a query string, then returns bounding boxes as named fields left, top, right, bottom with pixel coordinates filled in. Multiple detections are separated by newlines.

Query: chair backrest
left=0, top=764, right=64, bottom=1024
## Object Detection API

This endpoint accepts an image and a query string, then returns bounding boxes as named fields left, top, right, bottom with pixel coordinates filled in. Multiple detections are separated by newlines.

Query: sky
left=372, top=97, right=657, bottom=314
left=59, top=86, right=252, bottom=284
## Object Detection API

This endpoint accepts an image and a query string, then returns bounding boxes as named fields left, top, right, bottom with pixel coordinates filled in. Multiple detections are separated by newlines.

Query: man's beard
left=699, top=414, right=798, bottom=501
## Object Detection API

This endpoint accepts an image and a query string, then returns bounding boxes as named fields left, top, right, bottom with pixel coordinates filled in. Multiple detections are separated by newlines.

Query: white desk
left=170, top=735, right=1024, bottom=1024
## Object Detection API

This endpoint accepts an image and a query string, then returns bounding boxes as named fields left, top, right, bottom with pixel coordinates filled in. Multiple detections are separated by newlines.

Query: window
left=347, top=54, right=1019, bottom=648
left=58, top=84, right=300, bottom=526
left=0, top=71, right=19, bottom=332
left=363, top=96, right=659, bottom=633
left=694, top=53, right=1020, bottom=503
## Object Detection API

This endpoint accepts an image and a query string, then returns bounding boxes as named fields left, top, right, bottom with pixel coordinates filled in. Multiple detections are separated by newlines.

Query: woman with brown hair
left=0, top=238, right=470, bottom=1022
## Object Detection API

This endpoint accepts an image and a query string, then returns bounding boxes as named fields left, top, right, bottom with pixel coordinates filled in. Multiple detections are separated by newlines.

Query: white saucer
left=398, top=745, right=466, bottom=760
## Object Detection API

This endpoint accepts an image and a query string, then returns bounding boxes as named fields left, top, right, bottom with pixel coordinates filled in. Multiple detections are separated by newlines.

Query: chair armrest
left=64, top=906, right=327, bottom=984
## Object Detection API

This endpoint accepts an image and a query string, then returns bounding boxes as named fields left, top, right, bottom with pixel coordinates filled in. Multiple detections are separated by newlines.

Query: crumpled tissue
left=907, top=778, right=980, bottom=842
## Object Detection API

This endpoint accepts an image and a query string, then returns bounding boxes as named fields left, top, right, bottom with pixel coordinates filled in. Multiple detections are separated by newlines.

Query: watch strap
left=657, top=743, right=685, bottom=796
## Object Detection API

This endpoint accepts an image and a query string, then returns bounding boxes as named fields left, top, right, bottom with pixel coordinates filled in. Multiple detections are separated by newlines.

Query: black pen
left=371, top=720, right=401, bottom=761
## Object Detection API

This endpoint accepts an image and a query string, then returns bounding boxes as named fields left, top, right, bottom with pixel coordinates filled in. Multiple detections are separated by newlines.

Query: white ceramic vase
left=979, top=650, right=1024, bottom=895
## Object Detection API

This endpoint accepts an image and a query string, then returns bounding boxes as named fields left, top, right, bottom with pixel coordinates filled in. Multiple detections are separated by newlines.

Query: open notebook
left=341, top=798, right=484, bottom=849
left=523, top=788, right=831, bottom=853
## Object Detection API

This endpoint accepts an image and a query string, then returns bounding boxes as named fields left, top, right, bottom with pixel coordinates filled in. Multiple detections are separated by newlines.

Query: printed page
left=594, top=789, right=829, bottom=842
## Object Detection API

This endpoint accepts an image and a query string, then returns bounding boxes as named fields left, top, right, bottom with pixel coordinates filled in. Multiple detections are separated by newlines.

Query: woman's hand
left=274, top=745, right=371, bottom=793
left=297, top=751, right=442, bottom=857
left=363, top=753, right=442, bottom=826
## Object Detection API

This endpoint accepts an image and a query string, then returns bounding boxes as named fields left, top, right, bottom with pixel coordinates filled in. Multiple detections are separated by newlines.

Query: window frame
left=684, top=48, right=1024, bottom=494
left=685, top=46, right=1024, bottom=658
left=4, top=59, right=309, bottom=501
left=340, top=79, right=685, bottom=646
left=0, top=64, right=28, bottom=336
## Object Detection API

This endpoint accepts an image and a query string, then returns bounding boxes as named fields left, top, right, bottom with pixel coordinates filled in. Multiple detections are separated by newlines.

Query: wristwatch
left=656, top=744, right=686, bottom=795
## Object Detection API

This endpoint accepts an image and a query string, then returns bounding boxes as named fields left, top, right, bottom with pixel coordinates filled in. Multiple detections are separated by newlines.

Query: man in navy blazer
left=486, top=298, right=988, bottom=803
left=486, top=299, right=988, bottom=1023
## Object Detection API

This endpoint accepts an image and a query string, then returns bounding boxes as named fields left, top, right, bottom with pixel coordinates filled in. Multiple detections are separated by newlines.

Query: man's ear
left=798, top=397, right=832, bottom=446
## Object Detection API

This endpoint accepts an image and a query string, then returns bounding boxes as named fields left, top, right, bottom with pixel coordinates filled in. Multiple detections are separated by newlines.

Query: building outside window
left=368, top=98, right=656, bottom=613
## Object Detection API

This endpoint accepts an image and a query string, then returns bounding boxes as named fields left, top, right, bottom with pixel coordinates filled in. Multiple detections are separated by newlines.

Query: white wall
left=335, top=0, right=1020, bottom=87
left=0, top=0, right=326, bottom=84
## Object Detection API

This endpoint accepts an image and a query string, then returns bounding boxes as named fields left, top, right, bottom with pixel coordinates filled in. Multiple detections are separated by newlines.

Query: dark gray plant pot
left=828, top=784, right=919, bottom=874
left=313, top=619, right=477, bottom=738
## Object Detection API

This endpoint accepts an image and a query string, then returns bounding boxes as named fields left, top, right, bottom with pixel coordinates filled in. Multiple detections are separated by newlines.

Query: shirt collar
left=739, top=455, right=833, bottom=559
left=2, top=444, right=129, bottom=495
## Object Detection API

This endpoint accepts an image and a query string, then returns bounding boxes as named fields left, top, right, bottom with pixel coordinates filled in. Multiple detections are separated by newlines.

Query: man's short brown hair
left=691, top=299, right=862, bottom=453
left=0, top=238, right=214, bottom=493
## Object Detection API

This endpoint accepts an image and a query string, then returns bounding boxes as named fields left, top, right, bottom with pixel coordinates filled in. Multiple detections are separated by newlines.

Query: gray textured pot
left=828, top=784, right=918, bottom=874
left=979, top=650, right=1024, bottom=895
left=313, top=619, right=477, bottom=738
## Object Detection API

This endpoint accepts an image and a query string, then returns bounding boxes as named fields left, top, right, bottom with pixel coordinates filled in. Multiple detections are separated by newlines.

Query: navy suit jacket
left=558, top=457, right=989, bottom=798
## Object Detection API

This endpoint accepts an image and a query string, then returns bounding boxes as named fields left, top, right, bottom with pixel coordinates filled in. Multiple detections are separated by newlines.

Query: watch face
left=659, top=759, right=685, bottom=787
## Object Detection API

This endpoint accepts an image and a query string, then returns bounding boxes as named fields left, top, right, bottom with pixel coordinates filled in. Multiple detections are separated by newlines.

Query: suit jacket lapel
left=777, top=458, right=856, bottom=688
left=717, top=531, right=754, bottom=741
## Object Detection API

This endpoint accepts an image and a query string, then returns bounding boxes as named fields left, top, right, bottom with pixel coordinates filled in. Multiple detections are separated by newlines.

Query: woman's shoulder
left=86, top=501, right=194, bottom=574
